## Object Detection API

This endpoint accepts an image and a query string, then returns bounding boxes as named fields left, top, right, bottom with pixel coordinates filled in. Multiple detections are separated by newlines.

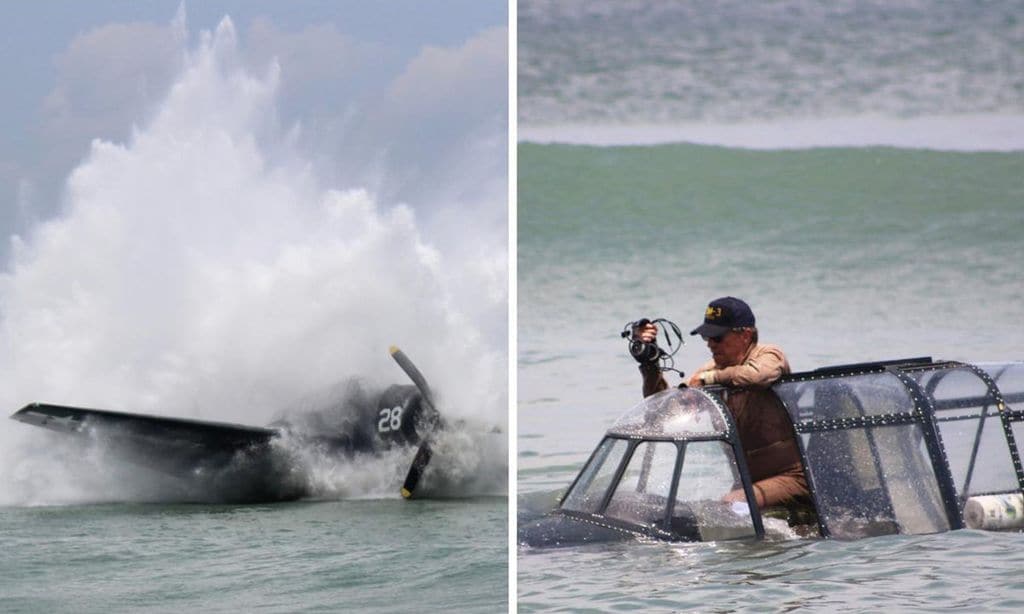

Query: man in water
left=637, top=296, right=808, bottom=509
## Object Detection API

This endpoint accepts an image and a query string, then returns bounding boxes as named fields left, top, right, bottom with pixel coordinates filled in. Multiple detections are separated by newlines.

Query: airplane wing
left=10, top=403, right=278, bottom=473
left=12, top=402, right=276, bottom=443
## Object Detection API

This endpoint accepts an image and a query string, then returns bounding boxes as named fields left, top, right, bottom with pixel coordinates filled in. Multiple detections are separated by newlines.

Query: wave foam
left=519, top=114, right=1024, bottom=151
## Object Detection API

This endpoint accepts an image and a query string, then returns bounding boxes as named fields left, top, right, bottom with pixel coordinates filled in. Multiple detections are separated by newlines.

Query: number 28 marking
left=378, top=406, right=404, bottom=433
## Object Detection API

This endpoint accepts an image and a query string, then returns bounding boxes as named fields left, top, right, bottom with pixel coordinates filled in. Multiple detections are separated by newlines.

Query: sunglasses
left=701, top=328, right=750, bottom=343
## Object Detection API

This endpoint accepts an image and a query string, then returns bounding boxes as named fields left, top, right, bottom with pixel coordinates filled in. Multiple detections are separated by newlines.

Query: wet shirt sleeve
left=711, top=344, right=791, bottom=388
left=640, top=361, right=668, bottom=397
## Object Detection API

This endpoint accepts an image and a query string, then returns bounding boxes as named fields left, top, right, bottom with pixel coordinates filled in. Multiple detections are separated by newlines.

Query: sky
left=0, top=1, right=508, bottom=265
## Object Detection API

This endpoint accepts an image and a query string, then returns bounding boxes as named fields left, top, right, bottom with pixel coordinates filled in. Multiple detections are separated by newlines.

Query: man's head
left=691, top=297, right=757, bottom=367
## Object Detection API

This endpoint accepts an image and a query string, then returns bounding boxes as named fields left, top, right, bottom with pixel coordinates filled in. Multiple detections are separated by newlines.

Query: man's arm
left=697, top=345, right=790, bottom=388
left=640, top=361, right=668, bottom=397
left=636, top=321, right=669, bottom=397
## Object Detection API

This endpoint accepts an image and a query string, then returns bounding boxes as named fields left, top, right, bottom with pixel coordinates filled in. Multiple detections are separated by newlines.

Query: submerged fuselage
left=520, top=358, right=1024, bottom=547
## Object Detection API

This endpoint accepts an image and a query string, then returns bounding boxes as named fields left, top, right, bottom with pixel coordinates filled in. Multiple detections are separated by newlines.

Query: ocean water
left=0, top=498, right=507, bottom=614
left=518, top=0, right=1024, bottom=611
left=0, top=15, right=507, bottom=612
left=519, top=0, right=1024, bottom=142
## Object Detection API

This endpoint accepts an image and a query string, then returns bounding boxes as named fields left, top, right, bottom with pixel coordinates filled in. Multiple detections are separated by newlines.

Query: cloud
left=389, top=26, right=507, bottom=120
left=43, top=20, right=184, bottom=152
left=243, top=17, right=398, bottom=116
left=336, top=26, right=508, bottom=211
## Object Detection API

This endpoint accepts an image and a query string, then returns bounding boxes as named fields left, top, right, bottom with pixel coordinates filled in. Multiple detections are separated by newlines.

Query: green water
left=0, top=498, right=507, bottom=613
left=520, top=143, right=1024, bottom=267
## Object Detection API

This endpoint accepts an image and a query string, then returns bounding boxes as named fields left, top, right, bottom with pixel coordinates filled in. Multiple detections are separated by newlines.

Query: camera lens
left=630, top=339, right=658, bottom=363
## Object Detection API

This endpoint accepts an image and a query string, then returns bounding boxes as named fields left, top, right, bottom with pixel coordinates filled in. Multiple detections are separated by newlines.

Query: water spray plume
left=0, top=16, right=506, bottom=506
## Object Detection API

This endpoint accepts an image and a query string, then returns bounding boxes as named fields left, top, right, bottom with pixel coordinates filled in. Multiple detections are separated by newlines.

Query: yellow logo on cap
left=706, top=306, right=723, bottom=320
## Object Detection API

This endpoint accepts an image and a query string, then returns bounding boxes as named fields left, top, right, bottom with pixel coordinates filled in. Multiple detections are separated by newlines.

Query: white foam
left=519, top=114, right=1024, bottom=151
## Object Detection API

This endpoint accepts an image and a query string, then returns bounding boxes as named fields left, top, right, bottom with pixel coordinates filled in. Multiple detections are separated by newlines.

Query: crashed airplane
left=10, top=347, right=441, bottom=503
left=520, top=358, right=1024, bottom=546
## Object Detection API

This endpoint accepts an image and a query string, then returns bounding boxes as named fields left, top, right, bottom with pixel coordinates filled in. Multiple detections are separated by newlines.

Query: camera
left=622, top=318, right=661, bottom=363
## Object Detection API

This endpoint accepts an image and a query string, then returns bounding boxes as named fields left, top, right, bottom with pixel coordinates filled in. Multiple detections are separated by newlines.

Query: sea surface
left=518, top=0, right=1024, bottom=611
left=0, top=497, right=507, bottom=613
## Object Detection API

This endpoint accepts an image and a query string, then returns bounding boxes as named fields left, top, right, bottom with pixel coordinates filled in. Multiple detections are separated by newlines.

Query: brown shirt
left=693, top=343, right=789, bottom=388
left=642, top=343, right=802, bottom=483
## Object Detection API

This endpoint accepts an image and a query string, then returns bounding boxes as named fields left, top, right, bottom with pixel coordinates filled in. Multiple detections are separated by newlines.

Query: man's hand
left=723, top=486, right=764, bottom=508
left=638, top=321, right=658, bottom=343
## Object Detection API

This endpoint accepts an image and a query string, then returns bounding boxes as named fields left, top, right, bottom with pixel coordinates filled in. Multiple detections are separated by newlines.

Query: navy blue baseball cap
left=690, top=297, right=756, bottom=337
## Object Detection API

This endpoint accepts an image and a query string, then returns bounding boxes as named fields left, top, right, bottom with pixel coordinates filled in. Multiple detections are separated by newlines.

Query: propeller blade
left=390, top=346, right=438, bottom=499
left=389, top=346, right=435, bottom=409
left=400, top=441, right=433, bottom=499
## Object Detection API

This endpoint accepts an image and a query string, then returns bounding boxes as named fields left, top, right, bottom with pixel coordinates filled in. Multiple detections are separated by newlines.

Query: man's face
left=706, top=329, right=753, bottom=368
